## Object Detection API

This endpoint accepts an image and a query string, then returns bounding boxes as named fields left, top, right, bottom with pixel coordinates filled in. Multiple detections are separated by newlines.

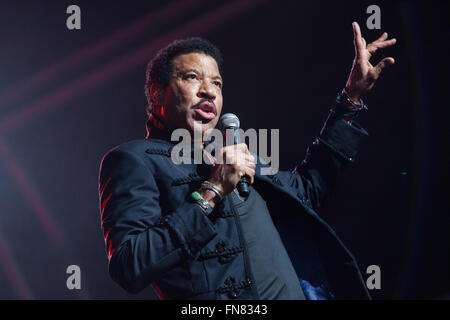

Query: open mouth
left=194, top=102, right=217, bottom=120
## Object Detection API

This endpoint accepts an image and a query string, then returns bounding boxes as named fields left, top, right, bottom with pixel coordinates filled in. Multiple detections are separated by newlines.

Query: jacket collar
left=145, top=113, right=177, bottom=144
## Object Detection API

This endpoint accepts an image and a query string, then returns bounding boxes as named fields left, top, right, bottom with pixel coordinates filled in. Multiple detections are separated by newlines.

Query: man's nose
left=197, top=81, right=216, bottom=101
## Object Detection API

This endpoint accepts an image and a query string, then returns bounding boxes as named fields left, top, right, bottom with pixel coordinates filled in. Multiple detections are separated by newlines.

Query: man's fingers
left=244, top=167, right=255, bottom=184
left=246, top=155, right=256, bottom=166
left=378, top=38, right=397, bottom=48
left=368, top=38, right=397, bottom=54
left=236, top=143, right=248, bottom=152
left=353, top=22, right=365, bottom=56
left=375, top=32, right=388, bottom=43
left=372, top=38, right=396, bottom=50
left=374, top=57, right=395, bottom=77
left=243, top=155, right=256, bottom=168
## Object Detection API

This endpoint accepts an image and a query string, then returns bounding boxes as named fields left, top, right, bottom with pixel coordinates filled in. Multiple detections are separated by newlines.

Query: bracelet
left=337, top=88, right=368, bottom=111
left=190, top=191, right=213, bottom=216
left=333, top=88, right=368, bottom=121
left=201, top=181, right=224, bottom=201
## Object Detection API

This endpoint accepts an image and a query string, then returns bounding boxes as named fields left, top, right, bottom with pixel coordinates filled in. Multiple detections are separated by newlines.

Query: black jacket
left=98, top=111, right=371, bottom=299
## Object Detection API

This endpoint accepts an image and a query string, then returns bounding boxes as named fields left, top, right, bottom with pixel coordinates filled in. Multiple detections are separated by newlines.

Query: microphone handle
left=237, top=176, right=250, bottom=197
left=227, top=125, right=250, bottom=197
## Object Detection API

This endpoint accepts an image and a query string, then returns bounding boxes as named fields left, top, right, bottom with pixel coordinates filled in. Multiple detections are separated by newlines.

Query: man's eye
left=214, top=81, right=222, bottom=88
left=185, top=74, right=198, bottom=80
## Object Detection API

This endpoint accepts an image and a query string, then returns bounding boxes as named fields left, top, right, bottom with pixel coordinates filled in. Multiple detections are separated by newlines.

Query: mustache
left=192, top=99, right=215, bottom=108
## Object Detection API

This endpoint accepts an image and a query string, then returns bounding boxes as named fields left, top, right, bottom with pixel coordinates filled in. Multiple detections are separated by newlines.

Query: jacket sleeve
left=98, top=148, right=218, bottom=294
left=277, top=110, right=369, bottom=211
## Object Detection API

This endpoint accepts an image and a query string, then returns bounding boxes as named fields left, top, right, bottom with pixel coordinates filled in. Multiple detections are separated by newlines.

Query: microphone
left=219, top=113, right=250, bottom=197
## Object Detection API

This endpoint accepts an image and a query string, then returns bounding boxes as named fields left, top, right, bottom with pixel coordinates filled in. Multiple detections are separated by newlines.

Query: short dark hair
left=144, top=37, right=224, bottom=116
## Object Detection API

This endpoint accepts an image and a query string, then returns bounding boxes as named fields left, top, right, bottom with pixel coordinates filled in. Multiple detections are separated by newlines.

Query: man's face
left=155, top=52, right=223, bottom=137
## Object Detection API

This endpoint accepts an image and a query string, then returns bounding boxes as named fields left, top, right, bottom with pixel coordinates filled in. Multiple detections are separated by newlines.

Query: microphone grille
left=220, top=113, right=240, bottom=129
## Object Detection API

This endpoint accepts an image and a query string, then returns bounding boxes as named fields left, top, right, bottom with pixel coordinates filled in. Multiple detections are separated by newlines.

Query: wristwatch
left=189, top=191, right=214, bottom=216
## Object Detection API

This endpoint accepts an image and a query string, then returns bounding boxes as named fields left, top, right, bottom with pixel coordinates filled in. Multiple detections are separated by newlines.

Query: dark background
left=0, top=0, right=448, bottom=299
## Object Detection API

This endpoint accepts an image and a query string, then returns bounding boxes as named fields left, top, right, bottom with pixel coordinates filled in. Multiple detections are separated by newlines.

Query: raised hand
left=345, top=21, right=397, bottom=102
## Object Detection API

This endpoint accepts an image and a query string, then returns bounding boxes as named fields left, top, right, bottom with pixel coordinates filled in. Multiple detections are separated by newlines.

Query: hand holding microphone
left=204, top=113, right=255, bottom=198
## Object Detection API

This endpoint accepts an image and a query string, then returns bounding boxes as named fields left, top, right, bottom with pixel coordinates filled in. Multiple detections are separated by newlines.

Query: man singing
left=98, top=22, right=396, bottom=299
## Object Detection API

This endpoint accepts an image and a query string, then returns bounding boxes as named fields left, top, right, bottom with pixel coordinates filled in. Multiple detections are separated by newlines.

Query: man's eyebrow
left=181, top=68, right=200, bottom=75
left=180, top=68, right=222, bottom=81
